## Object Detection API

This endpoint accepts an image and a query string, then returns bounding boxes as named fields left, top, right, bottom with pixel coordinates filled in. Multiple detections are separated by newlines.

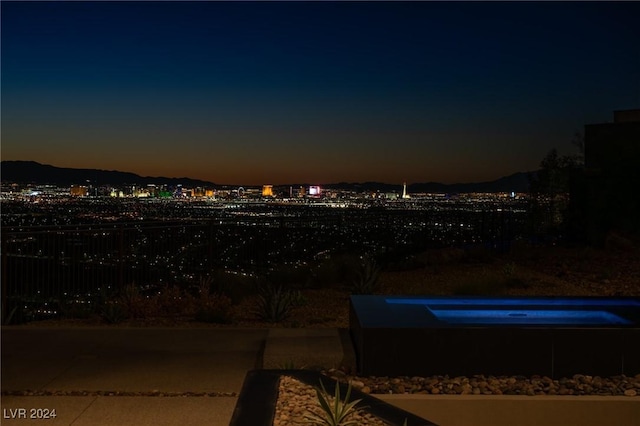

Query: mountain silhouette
left=1, top=161, right=216, bottom=188
left=320, top=172, right=533, bottom=193
left=1, top=161, right=533, bottom=193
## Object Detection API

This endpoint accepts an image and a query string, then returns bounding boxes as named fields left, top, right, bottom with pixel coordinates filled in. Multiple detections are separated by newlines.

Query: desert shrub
left=253, top=281, right=296, bottom=322
left=266, top=264, right=312, bottom=289
left=113, top=279, right=230, bottom=321
left=194, top=279, right=233, bottom=324
left=502, top=262, right=517, bottom=277
left=2, top=305, right=18, bottom=325
left=287, top=289, right=308, bottom=307
left=155, top=284, right=197, bottom=317
left=2, top=297, right=27, bottom=325
left=194, top=296, right=233, bottom=323
left=59, top=300, right=94, bottom=319
left=208, top=270, right=256, bottom=304
left=118, top=282, right=158, bottom=318
left=502, top=261, right=529, bottom=289
left=348, top=256, right=381, bottom=295
left=308, top=253, right=361, bottom=289
left=55, top=290, right=101, bottom=319
left=101, top=302, right=126, bottom=324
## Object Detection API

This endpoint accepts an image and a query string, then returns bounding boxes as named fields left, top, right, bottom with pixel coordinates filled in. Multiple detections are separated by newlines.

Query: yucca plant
left=304, top=379, right=362, bottom=426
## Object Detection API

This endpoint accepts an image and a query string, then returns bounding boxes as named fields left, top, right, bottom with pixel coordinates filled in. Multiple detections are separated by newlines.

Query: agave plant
left=101, top=302, right=126, bottom=324
left=2, top=296, right=26, bottom=325
left=304, top=379, right=362, bottom=426
left=278, top=360, right=306, bottom=370
left=254, top=281, right=294, bottom=322
left=1, top=305, right=18, bottom=325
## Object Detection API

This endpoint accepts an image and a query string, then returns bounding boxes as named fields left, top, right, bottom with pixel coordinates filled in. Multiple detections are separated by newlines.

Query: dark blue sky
left=3, top=1, right=639, bottom=185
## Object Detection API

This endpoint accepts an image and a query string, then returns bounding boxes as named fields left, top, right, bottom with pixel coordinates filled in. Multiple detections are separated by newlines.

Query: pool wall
left=350, top=296, right=640, bottom=377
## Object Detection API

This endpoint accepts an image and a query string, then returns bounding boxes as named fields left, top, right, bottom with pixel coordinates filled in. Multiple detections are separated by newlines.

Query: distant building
left=578, top=109, right=640, bottom=244
left=613, top=109, right=640, bottom=123
left=70, top=185, right=88, bottom=196
left=385, top=192, right=399, bottom=200
left=262, top=185, right=274, bottom=197
left=402, top=182, right=411, bottom=199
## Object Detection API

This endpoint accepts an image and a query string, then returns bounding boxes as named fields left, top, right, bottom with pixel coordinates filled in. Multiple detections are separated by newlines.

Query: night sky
left=2, top=1, right=639, bottom=186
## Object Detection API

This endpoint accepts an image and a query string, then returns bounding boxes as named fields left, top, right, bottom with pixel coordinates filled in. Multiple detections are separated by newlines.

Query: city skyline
left=2, top=1, right=639, bottom=186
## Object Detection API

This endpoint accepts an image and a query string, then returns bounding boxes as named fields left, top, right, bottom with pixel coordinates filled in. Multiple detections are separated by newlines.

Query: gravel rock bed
left=274, top=375, right=388, bottom=426
left=324, top=369, right=640, bottom=397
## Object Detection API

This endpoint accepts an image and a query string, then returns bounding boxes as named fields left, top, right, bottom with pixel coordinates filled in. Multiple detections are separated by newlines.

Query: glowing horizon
left=3, top=2, right=638, bottom=185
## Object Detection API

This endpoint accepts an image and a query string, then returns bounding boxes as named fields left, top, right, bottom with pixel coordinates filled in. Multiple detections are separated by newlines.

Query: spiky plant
left=278, top=360, right=306, bottom=370
left=254, top=282, right=294, bottom=323
left=118, top=282, right=141, bottom=318
left=101, top=302, right=126, bottom=324
left=1, top=306, right=18, bottom=325
left=304, top=380, right=362, bottom=426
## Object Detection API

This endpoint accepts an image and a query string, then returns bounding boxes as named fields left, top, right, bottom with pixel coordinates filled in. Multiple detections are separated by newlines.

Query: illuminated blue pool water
left=425, top=308, right=630, bottom=325
left=385, top=297, right=640, bottom=325
left=350, top=296, right=640, bottom=377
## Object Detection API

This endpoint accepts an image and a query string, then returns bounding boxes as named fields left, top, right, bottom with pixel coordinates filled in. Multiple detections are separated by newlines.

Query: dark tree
left=530, top=148, right=579, bottom=196
left=528, top=135, right=585, bottom=242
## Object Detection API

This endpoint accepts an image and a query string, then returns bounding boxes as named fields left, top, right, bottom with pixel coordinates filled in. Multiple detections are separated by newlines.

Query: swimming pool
left=350, top=296, right=640, bottom=377
left=384, top=297, right=638, bottom=326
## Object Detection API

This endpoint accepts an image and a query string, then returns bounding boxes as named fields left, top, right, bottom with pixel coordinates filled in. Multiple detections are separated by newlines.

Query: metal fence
left=1, top=222, right=208, bottom=307
left=1, top=206, right=535, bottom=320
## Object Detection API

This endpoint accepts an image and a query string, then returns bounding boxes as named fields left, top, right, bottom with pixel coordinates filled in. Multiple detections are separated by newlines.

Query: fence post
left=118, top=225, right=124, bottom=291
left=1, top=231, right=8, bottom=317
left=208, top=220, right=214, bottom=272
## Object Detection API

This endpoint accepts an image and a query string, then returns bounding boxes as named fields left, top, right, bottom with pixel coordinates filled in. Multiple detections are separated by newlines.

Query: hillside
left=2, top=161, right=534, bottom=192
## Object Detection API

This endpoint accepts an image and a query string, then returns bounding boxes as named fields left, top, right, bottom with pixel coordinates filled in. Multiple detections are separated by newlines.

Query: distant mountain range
left=1, top=161, right=217, bottom=188
left=1, top=161, right=534, bottom=193
left=325, top=173, right=533, bottom=194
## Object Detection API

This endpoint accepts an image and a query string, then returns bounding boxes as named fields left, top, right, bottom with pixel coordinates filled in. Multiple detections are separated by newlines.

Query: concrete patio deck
left=2, top=326, right=638, bottom=426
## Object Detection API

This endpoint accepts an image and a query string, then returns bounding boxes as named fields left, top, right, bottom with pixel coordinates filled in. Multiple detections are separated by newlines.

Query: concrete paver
left=2, top=328, right=268, bottom=393
left=5, top=327, right=638, bottom=426
left=0, top=396, right=237, bottom=426
left=379, top=394, right=640, bottom=426
left=1, top=396, right=96, bottom=426
left=1, top=327, right=266, bottom=426
left=262, top=328, right=351, bottom=370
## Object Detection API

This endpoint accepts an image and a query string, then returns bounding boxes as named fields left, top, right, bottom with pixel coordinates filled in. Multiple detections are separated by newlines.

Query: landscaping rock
left=321, top=371, right=640, bottom=397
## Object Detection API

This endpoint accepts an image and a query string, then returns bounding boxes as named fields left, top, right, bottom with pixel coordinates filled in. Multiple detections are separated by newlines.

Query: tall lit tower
left=402, top=182, right=410, bottom=199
